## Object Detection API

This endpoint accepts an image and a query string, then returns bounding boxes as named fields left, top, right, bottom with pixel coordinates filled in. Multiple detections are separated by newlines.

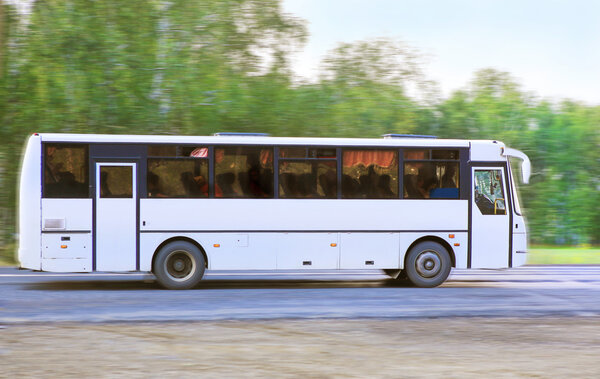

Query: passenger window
left=279, top=160, right=336, bottom=198
left=342, top=150, right=398, bottom=199
left=404, top=149, right=460, bottom=199
left=474, top=169, right=505, bottom=215
left=43, top=144, right=89, bottom=198
left=147, top=159, right=208, bottom=198
left=100, top=166, right=132, bottom=198
left=215, top=147, right=273, bottom=198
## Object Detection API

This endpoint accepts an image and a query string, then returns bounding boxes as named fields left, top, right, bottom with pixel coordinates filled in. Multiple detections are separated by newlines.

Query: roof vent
left=382, top=134, right=437, bottom=139
left=213, top=132, right=270, bottom=137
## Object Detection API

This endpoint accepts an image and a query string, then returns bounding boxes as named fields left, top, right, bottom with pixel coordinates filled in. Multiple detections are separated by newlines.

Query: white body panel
left=42, top=199, right=93, bottom=231
left=95, top=163, right=137, bottom=271
left=41, top=257, right=92, bottom=272
left=512, top=213, right=528, bottom=267
left=40, top=199, right=93, bottom=272
left=470, top=141, right=505, bottom=162
left=139, top=199, right=468, bottom=271
left=512, top=233, right=528, bottom=267
left=41, top=234, right=92, bottom=272
left=340, top=233, right=400, bottom=269
left=42, top=233, right=90, bottom=259
left=18, top=135, right=42, bottom=270
left=276, top=233, right=339, bottom=269
left=140, top=199, right=469, bottom=232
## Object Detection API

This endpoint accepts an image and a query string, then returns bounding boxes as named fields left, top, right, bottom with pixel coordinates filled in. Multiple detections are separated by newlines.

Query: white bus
left=18, top=133, right=531, bottom=289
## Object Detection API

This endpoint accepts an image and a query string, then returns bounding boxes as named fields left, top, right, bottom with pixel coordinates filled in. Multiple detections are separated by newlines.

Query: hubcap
left=173, top=259, right=185, bottom=272
left=415, top=250, right=442, bottom=278
left=165, top=250, right=196, bottom=281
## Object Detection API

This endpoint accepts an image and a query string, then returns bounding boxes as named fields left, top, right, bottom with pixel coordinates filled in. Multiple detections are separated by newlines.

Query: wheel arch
left=404, top=236, right=456, bottom=268
left=151, top=236, right=208, bottom=272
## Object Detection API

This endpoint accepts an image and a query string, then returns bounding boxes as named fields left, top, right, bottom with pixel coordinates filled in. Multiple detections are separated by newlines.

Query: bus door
left=471, top=166, right=510, bottom=268
left=95, top=162, right=137, bottom=271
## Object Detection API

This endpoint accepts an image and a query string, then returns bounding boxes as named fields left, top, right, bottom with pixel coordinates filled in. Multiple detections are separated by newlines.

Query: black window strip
left=336, top=147, right=343, bottom=199
left=274, top=147, right=280, bottom=199
left=208, top=146, right=215, bottom=198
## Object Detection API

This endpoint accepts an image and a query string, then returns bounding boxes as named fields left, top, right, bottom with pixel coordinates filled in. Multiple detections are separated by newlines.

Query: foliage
left=0, top=0, right=598, bottom=263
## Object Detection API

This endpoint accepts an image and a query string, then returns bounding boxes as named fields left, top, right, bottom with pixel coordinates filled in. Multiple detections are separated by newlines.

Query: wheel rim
left=414, top=250, right=442, bottom=278
left=164, top=250, right=196, bottom=282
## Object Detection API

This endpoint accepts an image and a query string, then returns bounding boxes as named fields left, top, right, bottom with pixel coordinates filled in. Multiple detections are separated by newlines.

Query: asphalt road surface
left=1, top=265, right=599, bottom=324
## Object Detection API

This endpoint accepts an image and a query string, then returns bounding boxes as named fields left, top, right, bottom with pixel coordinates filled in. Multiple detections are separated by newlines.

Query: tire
left=404, top=241, right=451, bottom=288
left=153, top=241, right=206, bottom=290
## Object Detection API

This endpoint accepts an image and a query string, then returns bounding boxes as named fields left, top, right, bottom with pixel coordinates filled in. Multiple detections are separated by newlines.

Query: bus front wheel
left=405, top=241, right=451, bottom=288
left=153, top=241, right=205, bottom=290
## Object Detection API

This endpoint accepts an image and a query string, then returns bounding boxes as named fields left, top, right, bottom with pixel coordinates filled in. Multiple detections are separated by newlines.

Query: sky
left=281, top=0, right=600, bottom=105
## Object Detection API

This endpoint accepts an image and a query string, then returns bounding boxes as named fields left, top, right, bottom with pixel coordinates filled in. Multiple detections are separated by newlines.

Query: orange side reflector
left=449, top=234, right=455, bottom=239
left=213, top=244, right=220, bottom=248
left=60, top=245, right=67, bottom=249
left=454, top=243, right=460, bottom=247
left=330, top=243, right=337, bottom=247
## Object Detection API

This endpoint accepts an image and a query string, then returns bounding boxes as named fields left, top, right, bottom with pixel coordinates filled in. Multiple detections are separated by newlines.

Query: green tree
left=316, top=38, right=431, bottom=137
left=0, top=0, right=307, bottom=260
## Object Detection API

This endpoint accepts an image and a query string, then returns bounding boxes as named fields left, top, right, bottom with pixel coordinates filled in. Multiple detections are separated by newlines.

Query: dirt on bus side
left=2, top=317, right=599, bottom=378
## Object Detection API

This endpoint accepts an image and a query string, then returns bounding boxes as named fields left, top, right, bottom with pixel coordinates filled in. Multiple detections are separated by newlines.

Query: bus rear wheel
left=153, top=241, right=205, bottom=290
left=405, top=241, right=451, bottom=288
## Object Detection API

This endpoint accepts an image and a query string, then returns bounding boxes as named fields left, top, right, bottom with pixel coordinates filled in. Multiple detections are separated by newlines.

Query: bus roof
left=37, top=133, right=480, bottom=148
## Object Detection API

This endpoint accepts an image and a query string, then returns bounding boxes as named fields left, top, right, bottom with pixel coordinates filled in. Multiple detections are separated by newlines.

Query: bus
left=18, top=133, right=531, bottom=289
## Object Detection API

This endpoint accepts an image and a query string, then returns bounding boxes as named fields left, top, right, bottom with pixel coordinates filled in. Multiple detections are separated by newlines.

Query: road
left=1, top=265, right=600, bottom=324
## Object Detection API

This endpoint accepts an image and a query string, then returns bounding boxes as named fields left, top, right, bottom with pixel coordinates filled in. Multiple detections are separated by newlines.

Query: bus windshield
left=509, top=163, right=523, bottom=216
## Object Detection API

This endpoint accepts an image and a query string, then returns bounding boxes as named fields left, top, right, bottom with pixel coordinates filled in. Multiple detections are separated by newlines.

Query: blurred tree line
left=0, top=0, right=598, bottom=261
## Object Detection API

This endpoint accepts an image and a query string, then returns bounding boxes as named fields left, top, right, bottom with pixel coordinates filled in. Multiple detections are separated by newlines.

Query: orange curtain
left=343, top=150, right=396, bottom=168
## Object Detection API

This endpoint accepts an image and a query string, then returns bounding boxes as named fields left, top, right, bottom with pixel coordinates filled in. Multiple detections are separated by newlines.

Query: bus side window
left=342, top=149, right=398, bottom=199
left=474, top=170, right=505, bottom=215
left=403, top=151, right=459, bottom=199
left=147, top=159, right=208, bottom=198
left=100, top=166, right=132, bottom=198
left=43, top=144, right=89, bottom=198
left=215, top=147, right=273, bottom=198
left=278, top=160, right=336, bottom=198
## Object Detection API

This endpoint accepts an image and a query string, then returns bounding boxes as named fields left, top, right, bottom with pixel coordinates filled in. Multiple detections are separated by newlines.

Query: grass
left=527, top=246, right=600, bottom=265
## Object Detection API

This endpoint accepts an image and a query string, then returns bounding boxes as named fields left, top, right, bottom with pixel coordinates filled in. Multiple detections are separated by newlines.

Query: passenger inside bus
left=100, top=171, right=112, bottom=197
left=376, top=174, right=395, bottom=198
left=147, top=172, right=167, bottom=198
left=216, top=172, right=237, bottom=197
left=404, top=166, right=437, bottom=199
left=180, top=172, right=208, bottom=197
left=239, top=166, right=271, bottom=198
